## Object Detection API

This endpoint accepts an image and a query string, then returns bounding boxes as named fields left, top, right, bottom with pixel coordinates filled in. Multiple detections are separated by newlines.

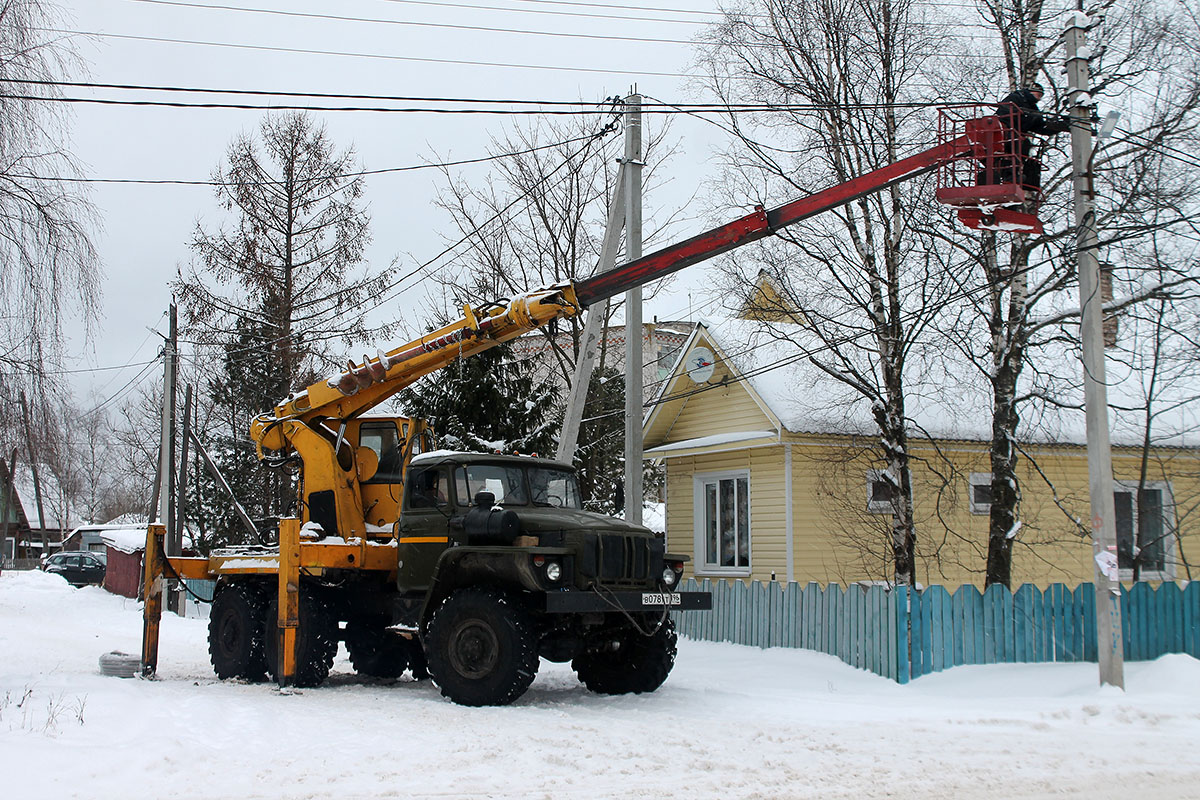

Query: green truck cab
left=393, top=451, right=711, bottom=705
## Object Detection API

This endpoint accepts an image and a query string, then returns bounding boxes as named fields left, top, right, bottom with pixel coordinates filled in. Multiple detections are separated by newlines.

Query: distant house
left=0, top=457, right=74, bottom=563
left=0, top=457, right=34, bottom=563
left=643, top=316, right=1200, bottom=589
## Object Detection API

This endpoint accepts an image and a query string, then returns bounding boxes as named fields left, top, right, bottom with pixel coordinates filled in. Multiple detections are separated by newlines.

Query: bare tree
left=176, top=112, right=387, bottom=524
left=0, top=1, right=100, bottom=457
left=937, top=0, right=1200, bottom=586
left=696, top=0, right=961, bottom=585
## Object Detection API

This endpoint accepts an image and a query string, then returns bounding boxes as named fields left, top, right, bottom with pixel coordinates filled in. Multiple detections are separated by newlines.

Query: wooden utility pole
left=176, top=384, right=193, bottom=547
left=622, top=91, right=644, bottom=526
left=1066, top=11, right=1125, bottom=689
left=0, top=449, right=16, bottom=571
left=19, top=391, right=48, bottom=556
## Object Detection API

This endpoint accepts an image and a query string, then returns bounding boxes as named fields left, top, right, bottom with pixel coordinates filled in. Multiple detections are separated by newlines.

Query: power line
left=370, top=0, right=712, bottom=24
left=14, top=128, right=605, bottom=186
left=476, top=0, right=722, bottom=17
left=123, top=0, right=699, bottom=47
left=49, top=28, right=692, bottom=78
left=0, top=78, right=954, bottom=111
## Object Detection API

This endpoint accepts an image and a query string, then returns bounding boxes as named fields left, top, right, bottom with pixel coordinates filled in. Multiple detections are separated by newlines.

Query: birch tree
left=0, top=1, right=100, bottom=457
left=696, top=0, right=959, bottom=585
left=936, top=0, right=1200, bottom=586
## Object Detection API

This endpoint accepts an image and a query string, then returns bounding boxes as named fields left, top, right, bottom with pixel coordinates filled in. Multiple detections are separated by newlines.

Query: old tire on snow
left=573, top=616, right=677, bottom=695
left=208, top=581, right=269, bottom=681
left=425, top=588, right=538, bottom=706
left=345, top=621, right=411, bottom=679
left=99, top=651, right=141, bottom=678
left=264, top=592, right=338, bottom=688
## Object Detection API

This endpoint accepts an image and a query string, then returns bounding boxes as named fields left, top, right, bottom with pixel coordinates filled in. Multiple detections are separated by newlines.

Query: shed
left=99, top=527, right=150, bottom=599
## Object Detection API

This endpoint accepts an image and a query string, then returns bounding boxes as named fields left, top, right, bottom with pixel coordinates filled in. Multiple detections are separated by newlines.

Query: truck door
left=396, top=464, right=453, bottom=593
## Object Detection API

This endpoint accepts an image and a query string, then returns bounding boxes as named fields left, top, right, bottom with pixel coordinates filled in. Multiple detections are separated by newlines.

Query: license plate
left=641, top=592, right=681, bottom=606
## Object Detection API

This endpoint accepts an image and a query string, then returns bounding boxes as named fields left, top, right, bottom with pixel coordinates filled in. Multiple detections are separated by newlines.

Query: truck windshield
left=529, top=467, right=582, bottom=509
left=455, top=464, right=528, bottom=506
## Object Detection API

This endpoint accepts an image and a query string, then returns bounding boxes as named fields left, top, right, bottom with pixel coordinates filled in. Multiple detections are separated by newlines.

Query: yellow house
left=643, top=319, right=1200, bottom=589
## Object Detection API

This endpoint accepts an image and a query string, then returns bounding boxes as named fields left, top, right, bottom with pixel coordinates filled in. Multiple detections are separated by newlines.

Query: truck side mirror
left=474, top=491, right=496, bottom=508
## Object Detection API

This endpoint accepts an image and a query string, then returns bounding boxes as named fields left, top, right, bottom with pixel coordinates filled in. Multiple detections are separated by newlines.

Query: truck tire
left=345, top=621, right=410, bottom=679
left=573, top=617, right=677, bottom=695
left=208, top=582, right=268, bottom=681
left=425, top=588, right=538, bottom=706
left=264, top=593, right=338, bottom=688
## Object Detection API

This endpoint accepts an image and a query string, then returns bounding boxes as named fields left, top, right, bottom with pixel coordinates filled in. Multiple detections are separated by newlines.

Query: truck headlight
left=662, top=567, right=677, bottom=586
left=545, top=561, right=562, bottom=582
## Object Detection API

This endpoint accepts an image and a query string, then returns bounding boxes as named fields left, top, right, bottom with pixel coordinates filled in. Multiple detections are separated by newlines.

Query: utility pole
left=19, top=391, right=48, bottom=557
left=0, top=449, right=16, bottom=571
left=157, top=302, right=181, bottom=614
left=1066, top=11, right=1124, bottom=689
left=622, top=91, right=644, bottom=526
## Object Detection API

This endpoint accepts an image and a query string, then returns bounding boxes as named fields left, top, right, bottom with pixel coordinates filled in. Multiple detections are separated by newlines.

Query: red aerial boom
left=578, top=105, right=1043, bottom=306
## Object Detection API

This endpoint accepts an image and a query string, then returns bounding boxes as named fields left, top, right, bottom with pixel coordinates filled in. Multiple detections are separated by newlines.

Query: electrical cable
left=9, top=128, right=605, bottom=186
left=369, top=0, right=712, bottom=24
left=45, top=28, right=691, bottom=78
left=124, top=0, right=700, bottom=46
left=0, top=77, right=964, bottom=111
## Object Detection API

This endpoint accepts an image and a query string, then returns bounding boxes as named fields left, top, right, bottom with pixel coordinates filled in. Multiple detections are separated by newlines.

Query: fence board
left=1078, top=584, right=1096, bottom=662
left=1185, top=583, right=1199, bottom=658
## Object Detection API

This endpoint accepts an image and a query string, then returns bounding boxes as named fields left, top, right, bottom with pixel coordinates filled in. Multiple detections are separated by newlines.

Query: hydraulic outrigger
left=141, top=104, right=1049, bottom=690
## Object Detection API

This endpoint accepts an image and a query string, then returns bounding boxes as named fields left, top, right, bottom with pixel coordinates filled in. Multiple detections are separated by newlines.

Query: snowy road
left=3, top=570, right=1199, bottom=799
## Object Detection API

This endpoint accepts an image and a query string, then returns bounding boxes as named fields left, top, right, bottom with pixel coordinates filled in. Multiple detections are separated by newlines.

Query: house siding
left=648, top=326, right=1200, bottom=590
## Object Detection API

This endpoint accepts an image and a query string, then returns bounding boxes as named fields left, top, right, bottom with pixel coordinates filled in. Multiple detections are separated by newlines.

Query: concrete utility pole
left=157, top=302, right=182, bottom=613
left=622, top=91, right=644, bottom=526
left=556, top=161, right=627, bottom=463
left=1066, top=11, right=1125, bottom=689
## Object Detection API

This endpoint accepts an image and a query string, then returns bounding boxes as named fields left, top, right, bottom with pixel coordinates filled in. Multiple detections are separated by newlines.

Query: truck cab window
left=360, top=421, right=404, bottom=482
left=407, top=467, right=449, bottom=509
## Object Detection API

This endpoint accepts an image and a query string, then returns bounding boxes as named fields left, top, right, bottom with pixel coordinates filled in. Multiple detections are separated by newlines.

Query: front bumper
left=543, top=589, right=712, bottom=614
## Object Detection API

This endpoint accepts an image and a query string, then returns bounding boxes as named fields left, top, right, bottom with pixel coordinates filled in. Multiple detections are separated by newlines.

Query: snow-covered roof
left=645, top=430, right=778, bottom=456
left=679, top=317, right=1200, bottom=449
left=98, top=527, right=151, bottom=555
left=8, top=463, right=81, bottom=529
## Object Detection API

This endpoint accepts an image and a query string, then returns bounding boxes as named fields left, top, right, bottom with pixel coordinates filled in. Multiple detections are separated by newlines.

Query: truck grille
left=597, top=533, right=650, bottom=585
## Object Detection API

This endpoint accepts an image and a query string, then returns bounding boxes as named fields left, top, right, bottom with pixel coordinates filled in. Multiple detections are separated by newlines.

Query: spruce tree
left=399, top=343, right=559, bottom=456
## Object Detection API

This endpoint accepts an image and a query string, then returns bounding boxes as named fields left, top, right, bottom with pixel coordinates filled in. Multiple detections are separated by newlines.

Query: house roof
left=645, top=317, right=1200, bottom=450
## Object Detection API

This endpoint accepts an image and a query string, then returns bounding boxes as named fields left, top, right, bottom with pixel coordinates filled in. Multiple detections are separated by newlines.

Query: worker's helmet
left=1028, top=82, right=1045, bottom=96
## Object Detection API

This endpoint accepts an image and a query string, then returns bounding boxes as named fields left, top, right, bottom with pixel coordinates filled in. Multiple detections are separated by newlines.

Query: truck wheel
left=573, top=617, right=677, bottom=695
left=264, top=593, right=338, bottom=688
left=425, top=588, right=538, bottom=706
left=208, top=582, right=268, bottom=681
left=345, top=622, right=410, bottom=679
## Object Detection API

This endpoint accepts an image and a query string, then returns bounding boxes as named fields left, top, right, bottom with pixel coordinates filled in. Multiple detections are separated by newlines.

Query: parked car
left=41, top=551, right=106, bottom=587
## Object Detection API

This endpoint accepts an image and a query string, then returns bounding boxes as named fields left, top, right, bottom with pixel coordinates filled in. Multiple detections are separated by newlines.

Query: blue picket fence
left=671, top=578, right=1200, bottom=683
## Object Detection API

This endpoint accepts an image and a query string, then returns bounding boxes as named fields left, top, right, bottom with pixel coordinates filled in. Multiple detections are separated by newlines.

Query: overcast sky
left=59, top=0, right=730, bottom=405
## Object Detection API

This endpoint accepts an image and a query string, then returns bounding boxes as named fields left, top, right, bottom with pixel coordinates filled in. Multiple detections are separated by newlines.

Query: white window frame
left=693, top=469, right=752, bottom=576
left=969, top=472, right=993, bottom=515
left=1114, top=480, right=1175, bottom=582
left=866, top=469, right=895, bottom=514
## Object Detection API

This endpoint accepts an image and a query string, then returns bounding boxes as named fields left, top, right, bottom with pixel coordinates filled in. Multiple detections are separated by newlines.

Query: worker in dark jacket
left=994, top=83, right=1070, bottom=190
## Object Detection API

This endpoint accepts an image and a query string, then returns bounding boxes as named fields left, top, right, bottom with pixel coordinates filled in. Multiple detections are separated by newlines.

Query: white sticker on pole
left=1094, top=551, right=1120, bottom=582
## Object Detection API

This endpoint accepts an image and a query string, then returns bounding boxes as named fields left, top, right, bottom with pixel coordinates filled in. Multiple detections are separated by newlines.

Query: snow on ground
left=3, top=570, right=1199, bottom=800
